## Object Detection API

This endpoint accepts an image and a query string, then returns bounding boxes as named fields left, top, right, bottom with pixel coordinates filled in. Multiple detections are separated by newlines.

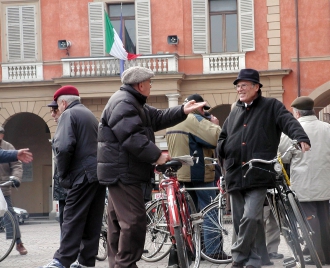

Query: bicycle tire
left=95, top=227, right=108, bottom=261
left=183, top=192, right=201, bottom=268
left=277, top=200, right=305, bottom=268
left=288, top=193, right=323, bottom=268
left=0, top=210, right=17, bottom=262
left=200, top=197, right=233, bottom=264
left=142, top=199, right=172, bottom=262
left=174, top=225, right=190, bottom=268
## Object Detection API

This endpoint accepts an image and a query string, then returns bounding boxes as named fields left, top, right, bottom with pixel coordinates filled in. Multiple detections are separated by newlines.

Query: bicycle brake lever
left=243, top=162, right=253, bottom=178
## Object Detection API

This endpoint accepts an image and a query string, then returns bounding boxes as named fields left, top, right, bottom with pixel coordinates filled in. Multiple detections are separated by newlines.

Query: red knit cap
left=54, top=85, right=79, bottom=101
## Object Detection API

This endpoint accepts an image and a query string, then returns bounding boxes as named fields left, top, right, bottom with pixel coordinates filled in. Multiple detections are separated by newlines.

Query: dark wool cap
left=47, top=100, right=58, bottom=108
left=53, top=85, right=79, bottom=101
left=121, top=66, right=155, bottom=84
left=291, top=96, right=314, bottom=110
left=184, top=94, right=210, bottom=110
left=233, top=68, right=263, bottom=88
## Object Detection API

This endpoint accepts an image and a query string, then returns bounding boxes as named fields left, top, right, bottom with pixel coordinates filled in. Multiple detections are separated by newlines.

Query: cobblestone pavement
left=0, top=219, right=327, bottom=268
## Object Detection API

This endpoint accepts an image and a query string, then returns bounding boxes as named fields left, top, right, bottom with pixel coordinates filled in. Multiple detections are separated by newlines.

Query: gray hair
left=293, top=107, right=315, bottom=116
left=57, top=95, right=80, bottom=105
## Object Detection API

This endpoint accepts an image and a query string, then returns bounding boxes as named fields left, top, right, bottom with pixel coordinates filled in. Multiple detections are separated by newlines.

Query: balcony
left=202, top=53, right=246, bottom=74
left=62, top=54, right=179, bottom=78
left=1, top=62, right=44, bottom=82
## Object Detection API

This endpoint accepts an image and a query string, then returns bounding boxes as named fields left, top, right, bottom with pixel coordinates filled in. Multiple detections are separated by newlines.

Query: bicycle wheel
left=0, top=211, right=17, bottom=262
left=142, top=199, right=172, bottom=262
left=272, top=195, right=305, bottom=268
left=96, top=227, right=108, bottom=261
left=200, top=197, right=233, bottom=264
left=288, top=193, right=323, bottom=268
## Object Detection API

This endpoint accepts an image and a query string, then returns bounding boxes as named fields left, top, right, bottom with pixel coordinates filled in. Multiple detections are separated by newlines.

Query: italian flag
left=104, top=12, right=139, bottom=61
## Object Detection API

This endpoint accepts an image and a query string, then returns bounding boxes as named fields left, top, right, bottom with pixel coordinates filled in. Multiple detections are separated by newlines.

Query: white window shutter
left=191, top=0, right=208, bottom=54
left=238, top=0, right=255, bottom=52
left=88, top=2, right=105, bottom=56
left=7, top=6, right=36, bottom=61
left=22, top=6, right=36, bottom=60
left=135, top=0, right=151, bottom=54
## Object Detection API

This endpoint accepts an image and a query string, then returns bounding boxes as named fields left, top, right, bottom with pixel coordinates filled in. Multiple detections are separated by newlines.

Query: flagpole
left=119, top=2, right=125, bottom=76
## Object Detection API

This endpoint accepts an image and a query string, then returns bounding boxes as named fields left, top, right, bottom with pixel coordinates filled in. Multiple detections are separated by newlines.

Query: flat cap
left=47, top=100, right=58, bottom=108
left=0, top=126, right=4, bottom=134
left=121, top=66, right=155, bottom=84
left=291, top=96, right=314, bottom=110
left=54, top=85, right=79, bottom=101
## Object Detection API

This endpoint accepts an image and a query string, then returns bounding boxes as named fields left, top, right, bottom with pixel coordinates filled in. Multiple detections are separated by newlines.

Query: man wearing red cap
left=41, top=85, right=106, bottom=268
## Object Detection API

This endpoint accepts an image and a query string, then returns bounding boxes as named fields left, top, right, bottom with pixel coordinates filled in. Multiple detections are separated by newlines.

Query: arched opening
left=3, top=112, right=52, bottom=217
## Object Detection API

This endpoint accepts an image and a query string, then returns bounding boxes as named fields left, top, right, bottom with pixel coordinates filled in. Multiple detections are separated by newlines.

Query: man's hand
left=183, top=100, right=207, bottom=114
left=156, top=153, right=171, bottom=165
left=17, top=148, right=33, bottom=163
left=299, top=142, right=311, bottom=153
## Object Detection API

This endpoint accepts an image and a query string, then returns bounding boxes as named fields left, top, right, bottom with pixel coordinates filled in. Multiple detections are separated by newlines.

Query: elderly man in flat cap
left=279, top=96, right=330, bottom=265
left=41, top=85, right=106, bottom=268
left=97, top=66, right=207, bottom=267
left=217, top=69, right=311, bottom=268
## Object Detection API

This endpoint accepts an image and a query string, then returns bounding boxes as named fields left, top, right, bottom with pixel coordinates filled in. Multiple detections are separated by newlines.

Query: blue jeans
left=182, top=181, right=218, bottom=254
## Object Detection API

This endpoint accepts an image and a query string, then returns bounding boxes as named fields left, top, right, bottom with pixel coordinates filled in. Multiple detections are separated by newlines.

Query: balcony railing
left=1, top=62, right=44, bottom=82
left=202, top=53, right=246, bottom=74
left=62, top=54, right=179, bottom=77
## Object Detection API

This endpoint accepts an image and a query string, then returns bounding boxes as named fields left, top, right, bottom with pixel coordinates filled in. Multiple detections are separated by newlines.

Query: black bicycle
left=243, top=140, right=322, bottom=268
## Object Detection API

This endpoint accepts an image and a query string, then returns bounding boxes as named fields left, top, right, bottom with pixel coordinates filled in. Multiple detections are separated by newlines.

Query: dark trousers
left=4, top=195, right=21, bottom=243
left=53, top=178, right=106, bottom=268
left=107, top=182, right=146, bottom=268
left=58, top=199, right=66, bottom=231
left=301, top=201, right=330, bottom=264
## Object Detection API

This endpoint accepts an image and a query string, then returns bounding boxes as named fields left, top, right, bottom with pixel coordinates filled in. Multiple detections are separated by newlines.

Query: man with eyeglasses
left=217, top=68, right=311, bottom=268
left=97, top=66, right=207, bottom=268
left=47, top=100, right=67, bottom=232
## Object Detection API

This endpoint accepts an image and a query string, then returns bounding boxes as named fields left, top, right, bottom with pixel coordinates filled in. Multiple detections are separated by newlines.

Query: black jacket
left=52, top=100, right=99, bottom=189
left=217, top=91, right=310, bottom=192
left=97, top=85, right=187, bottom=185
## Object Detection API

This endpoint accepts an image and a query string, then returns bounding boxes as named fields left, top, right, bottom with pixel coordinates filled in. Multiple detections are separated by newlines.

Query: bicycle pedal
left=192, top=218, right=203, bottom=225
left=190, top=212, right=202, bottom=220
left=283, top=257, right=296, bottom=268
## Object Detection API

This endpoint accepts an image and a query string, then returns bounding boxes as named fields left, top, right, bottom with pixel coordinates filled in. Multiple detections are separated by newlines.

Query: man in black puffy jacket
left=97, top=66, right=206, bottom=268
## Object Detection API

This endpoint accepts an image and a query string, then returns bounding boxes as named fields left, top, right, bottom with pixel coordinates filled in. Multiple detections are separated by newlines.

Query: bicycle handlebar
left=0, top=176, right=20, bottom=188
left=242, top=140, right=301, bottom=178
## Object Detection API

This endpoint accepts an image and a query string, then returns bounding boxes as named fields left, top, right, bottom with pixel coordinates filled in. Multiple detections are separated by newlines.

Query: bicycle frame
left=159, top=175, right=195, bottom=255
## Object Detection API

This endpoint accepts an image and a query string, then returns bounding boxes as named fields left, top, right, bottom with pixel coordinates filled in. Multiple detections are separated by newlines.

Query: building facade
left=0, top=0, right=329, bottom=216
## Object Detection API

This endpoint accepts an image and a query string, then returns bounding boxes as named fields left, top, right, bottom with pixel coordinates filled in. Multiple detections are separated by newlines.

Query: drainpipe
left=295, top=0, right=301, bottom=96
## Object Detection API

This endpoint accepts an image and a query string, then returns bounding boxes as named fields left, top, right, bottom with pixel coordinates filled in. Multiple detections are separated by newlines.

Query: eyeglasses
left=149, top=80, right=153, bottom=86
left=50, top=108, right=59, bottom=113
left=235, top=83, right=254, bottom=90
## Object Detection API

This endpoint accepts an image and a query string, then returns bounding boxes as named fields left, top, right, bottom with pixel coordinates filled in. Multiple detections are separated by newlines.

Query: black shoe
left=232, top=262, right=244, bottom=268
left=262, top=261, right=274, bottom=266
left=268, top=252, right=284, bottom=259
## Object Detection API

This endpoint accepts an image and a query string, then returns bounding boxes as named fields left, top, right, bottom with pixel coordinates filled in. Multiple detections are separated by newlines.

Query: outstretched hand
left=183, top=100, right=207, bottom=114
left=17, top=148, right=33, bottom=163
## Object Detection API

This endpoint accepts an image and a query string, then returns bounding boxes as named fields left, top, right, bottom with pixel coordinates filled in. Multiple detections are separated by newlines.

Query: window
left=108, top=4, right=136, bottom=54
left=191, top=0, right=254, bottom=54
left=88, top=0, right=151, bottom=57
left=209, top=0, right=238, bottom=53
left=5, top=5, right=37, bottom=62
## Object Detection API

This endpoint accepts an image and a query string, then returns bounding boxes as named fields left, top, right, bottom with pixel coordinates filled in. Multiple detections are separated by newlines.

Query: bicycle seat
left=156, top=160, right=182, bottom=173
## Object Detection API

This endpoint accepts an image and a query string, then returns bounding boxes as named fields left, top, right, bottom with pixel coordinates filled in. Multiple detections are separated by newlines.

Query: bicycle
left=148, top=153, right=202, bottom=268
left=0, top=178, right=19, bottom=262
left=198, top=157, right=233, bottom=264
left=243, top=140, right=322, bottom=268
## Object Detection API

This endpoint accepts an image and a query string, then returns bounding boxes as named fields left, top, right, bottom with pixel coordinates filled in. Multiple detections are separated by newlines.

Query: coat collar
left=298, top=115, right=318, bottom=122
left=120, top=84, right=147, bottom=105
left=236, top=89, right=262, bottom=108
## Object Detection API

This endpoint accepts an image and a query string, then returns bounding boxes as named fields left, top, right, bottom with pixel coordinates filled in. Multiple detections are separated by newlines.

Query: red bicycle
left=155, top=153, right=202, bottom=268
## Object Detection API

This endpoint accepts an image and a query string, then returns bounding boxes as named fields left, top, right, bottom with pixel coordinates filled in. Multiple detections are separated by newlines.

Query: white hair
left=57, top=95, right=80, bottom=105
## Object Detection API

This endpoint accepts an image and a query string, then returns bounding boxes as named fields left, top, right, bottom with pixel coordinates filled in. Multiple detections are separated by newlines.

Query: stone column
left=166, top=93, right=180, bottom=107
